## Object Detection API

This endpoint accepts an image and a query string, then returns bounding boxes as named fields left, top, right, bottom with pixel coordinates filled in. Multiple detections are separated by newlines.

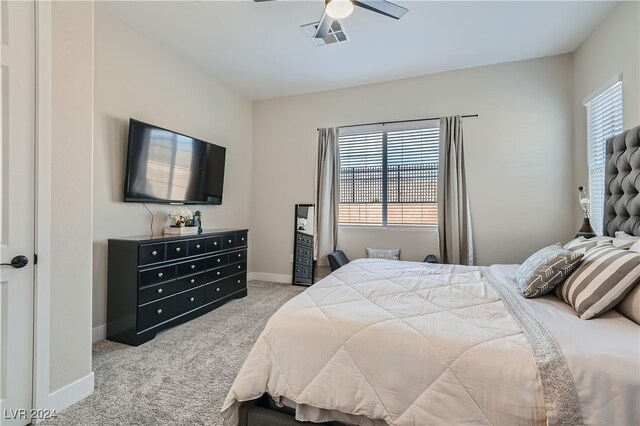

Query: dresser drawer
left=228, top=249, right=247, bottom=264
left=229, top=273, right=247, bottom=289
left=296, top=232, right=313, bottom=248
left=296, top=255, right=312, bottom=267
left=294, top=264, right=311, bottom=278
left=139, top=281, right=176, bottom=305
left=175, top=272, right=206, bottom=292
left=206, top=265, right=227, bottom=282
left=139, top=265, right=176, bottom=287
left=138, top=297, right=176, bottom=331
left=205, top=276, right=243, bottom=302
left=207, top=236, right=222, bottom=252
left=176, top=287, right=205, bottom=315
left=295, top=246, right=313, bottom=260
left=206, top=253, right=228, bottom=269
left=236, top=231, right=248, bottom=247
left=177, top=258, right=206, bottom=277
left=166, top=241, right=188, bottom=260
left=226, top=262, right=246, bottom=275
left=222, top=234, right=236, bottom=250
left=188, top=238, right=206, bottom=256
left=139, top=243, right=165, bottom=265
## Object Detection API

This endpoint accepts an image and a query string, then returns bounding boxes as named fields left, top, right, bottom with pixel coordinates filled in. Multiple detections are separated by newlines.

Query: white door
left=0, top=0, right=36, bottom=425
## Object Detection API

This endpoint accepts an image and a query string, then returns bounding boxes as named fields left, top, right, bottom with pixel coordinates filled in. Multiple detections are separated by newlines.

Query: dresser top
left=109, top=228, right=248, bottom=244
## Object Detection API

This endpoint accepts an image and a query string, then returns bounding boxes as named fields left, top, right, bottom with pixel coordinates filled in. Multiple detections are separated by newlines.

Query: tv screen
left=124, top=119, right=226, bottom=204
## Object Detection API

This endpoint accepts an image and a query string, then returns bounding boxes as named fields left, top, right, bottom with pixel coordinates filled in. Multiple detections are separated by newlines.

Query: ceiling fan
left=254, top=0, right=409, bottom=39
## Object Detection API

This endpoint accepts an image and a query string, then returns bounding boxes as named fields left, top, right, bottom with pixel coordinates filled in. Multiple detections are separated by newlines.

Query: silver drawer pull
left=190, top=279, right=195, bottom=284
left=175, top=247, right=181, bottom=252
left=241, top=237, right=245, bottom=241
left=237, top=279, right=241, bottom=284
left=217, top=258, right=221, bottom=263
left=157, top=288, right=163, bottom=294
left=196, top=244, right=201, bottom=249
left=158, top=272, right=163, bottom=278
left=151, top=250, right=158, bottom=256
left=228, top=239, right=232, bottom=243
left=237, top=265, right=241, bottom=269
left=238, top=253, right=242, bottom=258
left=216, top=287, right=220, bottom=292
left=157, top=309, right=163, bottom=314
left=216, top=271, right=221, bottom=276
left=190, top=297, right=195, bottom=302
left=190, top=264, right=196, bottom=269
left=213, top=241, right=218, bottom=246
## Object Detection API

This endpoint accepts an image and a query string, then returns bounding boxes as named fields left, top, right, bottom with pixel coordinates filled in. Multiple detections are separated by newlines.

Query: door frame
left=33, top=0, right=52, bottom=414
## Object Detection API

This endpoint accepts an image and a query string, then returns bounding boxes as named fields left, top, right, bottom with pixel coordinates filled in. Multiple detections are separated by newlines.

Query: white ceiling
left=98, top=0, right=617, bottom=100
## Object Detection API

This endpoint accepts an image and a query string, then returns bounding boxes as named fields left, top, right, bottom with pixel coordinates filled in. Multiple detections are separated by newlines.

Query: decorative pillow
left=556, top=243, right=640, bottom=319
left=516, top=244, right=584, bottom=298
left=616, top=284, right=640, bottom=325
left=613, top=231, right=640, bottom=249
left=564, top=236, right=612, bottom=253
left=366, top=247, right=400, bottom=260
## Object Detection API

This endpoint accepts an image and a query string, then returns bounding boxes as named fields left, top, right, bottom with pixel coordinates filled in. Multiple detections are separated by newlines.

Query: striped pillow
left=516, top=244, right=584, bottom=298
left=563, top=236, right=612, bottom=253
left=556, top=243, right=640, bottom=319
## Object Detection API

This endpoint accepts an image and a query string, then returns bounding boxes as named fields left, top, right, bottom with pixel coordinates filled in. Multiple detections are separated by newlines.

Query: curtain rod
left=317, top=114, right=479, bottom=131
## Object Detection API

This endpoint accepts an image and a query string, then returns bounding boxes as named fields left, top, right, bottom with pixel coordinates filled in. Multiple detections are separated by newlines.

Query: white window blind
left=585, top=80, right=623, bottom=235
left=338, top=122, right=439, bottom=226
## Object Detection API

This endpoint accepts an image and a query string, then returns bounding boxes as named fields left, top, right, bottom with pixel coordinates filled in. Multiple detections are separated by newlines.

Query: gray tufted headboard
left=604, top=125, right=640, bottom=236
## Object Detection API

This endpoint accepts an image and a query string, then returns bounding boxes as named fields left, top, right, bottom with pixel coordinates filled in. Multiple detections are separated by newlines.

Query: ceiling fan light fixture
left=325, top=0, right=354, bottom=20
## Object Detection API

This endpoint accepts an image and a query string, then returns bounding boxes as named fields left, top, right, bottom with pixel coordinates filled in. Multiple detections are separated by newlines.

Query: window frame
left=337, top=120, right=440, bottom=228
left=584, top=76, right=623, bottom=235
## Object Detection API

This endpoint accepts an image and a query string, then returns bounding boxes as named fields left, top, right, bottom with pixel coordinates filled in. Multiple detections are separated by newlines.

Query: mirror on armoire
left=292, top=204, right=315, bottom=286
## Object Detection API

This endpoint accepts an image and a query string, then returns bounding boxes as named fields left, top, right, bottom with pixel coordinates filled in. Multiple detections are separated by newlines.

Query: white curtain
left=438, top=116, right=474, bottom=265
left=314, top=128, right=340, bottom=266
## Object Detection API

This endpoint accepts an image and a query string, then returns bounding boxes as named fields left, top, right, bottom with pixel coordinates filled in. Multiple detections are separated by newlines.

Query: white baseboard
left=248, top=272, right=291, bottom=283
left=48, top=372, right=94, bottom=413
left=92, top=324, right=106, bottom=343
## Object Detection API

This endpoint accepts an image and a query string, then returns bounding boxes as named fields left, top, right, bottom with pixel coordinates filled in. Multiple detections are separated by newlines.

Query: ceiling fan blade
left=314, top=11, right=335, bottom=39
left=353, top=0, right=408, bottom=19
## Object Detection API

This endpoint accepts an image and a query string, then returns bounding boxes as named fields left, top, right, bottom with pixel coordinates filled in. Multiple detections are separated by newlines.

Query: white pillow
left=366, top=247, right=400, bottom=260
left=617, top=285, right=640, bottom=325
left=613, top=231, right=640, bottom=249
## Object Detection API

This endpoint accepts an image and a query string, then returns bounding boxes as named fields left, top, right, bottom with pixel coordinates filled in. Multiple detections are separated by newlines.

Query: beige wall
left=251, top=55, right=576, bottom=277
left=92, top=10, right=253, bottom=330
left=50, top=1, right=94, bottom=392
left=573, top=1, right=640, bottom=223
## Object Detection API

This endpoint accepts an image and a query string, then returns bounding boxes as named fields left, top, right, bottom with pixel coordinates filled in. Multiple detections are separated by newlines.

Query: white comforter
left=221, top=259, right=640, bottom=425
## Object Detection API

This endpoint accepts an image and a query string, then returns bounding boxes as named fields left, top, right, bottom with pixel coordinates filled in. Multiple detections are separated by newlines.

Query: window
left=585, top=79, right=623, bottom=235
left=338, top=121, right=439, bottom=227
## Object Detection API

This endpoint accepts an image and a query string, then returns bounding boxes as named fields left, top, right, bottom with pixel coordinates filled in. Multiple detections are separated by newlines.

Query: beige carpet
left=43, top=281, right=304, bottom=426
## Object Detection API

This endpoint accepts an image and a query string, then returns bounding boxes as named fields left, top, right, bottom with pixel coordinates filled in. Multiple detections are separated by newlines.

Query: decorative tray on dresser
left=106, top=229, right=248, bottom=346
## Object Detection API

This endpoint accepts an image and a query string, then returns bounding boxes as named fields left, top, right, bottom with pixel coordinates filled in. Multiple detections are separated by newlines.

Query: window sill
left=339, top=225, right=437, bottom=232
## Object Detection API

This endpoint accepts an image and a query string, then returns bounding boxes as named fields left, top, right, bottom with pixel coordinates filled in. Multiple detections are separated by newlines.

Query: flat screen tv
left=124, top=119, right=226, bottom=204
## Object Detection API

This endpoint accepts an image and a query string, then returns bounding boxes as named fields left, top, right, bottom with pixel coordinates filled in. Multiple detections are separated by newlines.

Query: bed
left=221, top=126, right=640, bottom=426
